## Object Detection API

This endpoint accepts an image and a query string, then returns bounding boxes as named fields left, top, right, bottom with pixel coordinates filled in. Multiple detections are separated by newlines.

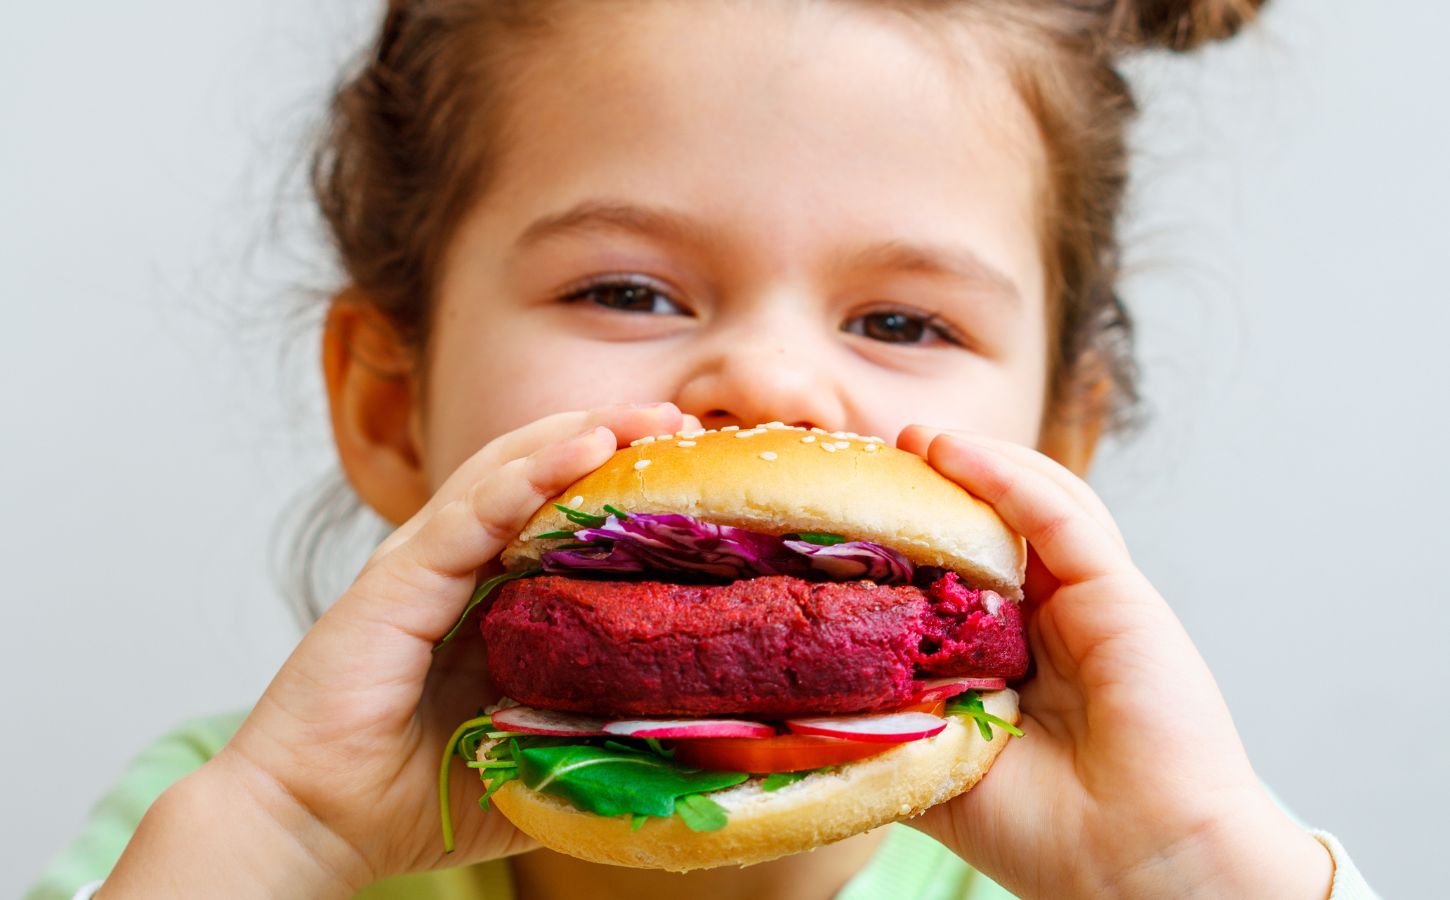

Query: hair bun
left=1107, top=0, right=1269, bottom=52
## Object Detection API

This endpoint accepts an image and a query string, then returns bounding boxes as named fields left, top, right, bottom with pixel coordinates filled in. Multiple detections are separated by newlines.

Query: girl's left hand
left=896, top=426, right=1333, bottom=900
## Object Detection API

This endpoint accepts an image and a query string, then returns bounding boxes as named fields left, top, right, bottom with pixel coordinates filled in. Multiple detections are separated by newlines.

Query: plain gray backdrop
left=3, top=0, right=1446, bottom=895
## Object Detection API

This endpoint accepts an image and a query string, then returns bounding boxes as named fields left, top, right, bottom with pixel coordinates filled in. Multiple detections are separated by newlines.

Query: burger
left=438, top=422, right=1028, bottom=871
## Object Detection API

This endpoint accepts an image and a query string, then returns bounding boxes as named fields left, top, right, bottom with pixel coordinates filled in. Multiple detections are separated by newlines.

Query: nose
left=673, top=322, right=848, bottom=432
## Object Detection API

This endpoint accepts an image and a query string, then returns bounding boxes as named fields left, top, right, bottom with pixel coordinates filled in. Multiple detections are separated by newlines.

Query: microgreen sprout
left=945, top=690, right=1025, bottom=741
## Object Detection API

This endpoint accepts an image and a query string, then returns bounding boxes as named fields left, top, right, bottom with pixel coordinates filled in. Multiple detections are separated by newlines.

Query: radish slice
left=911, top=677, right=1007, bottom=703
left=603, top=718, right=776, bottom=739
left=490, top=705, right=608, bottom=736
left=785, top=711, right=947, bottom=743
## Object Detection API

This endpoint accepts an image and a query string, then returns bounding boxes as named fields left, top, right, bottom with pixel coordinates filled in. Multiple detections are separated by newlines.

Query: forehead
left=469, top=0, right=1045, bottom=303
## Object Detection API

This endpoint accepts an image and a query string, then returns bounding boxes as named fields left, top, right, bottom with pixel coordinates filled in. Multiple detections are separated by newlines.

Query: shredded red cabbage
left=541, top=511, right=913, bottom=583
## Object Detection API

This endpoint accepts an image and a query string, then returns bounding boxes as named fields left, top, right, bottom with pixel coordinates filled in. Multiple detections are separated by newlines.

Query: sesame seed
left=822, top=443, right=837, bottom=453
left=634, top=459, right=651, bottom=471
left=721, top=425, right=740, bottom=432
left=676, top=440, right=696, bottom=448
left=654, top=433, right=672, bottom=441
left=763, top=421, right=787, bottom=429
left=830, top=431, right=848, bottom=440
left=759, top=451, right=778, bottom=461
left=863, top=443, right=879, bottom=453
left=833, top=441, right=851, bottom=450
left=810, top=426, right=827, bottom=434
left=801, top=435, right=816, bottom=443
left=680, top=429, right=707, bottom=439
left=636, top=435, right=656, bottom=445
left=569, top=495, right=584, bottom=507
left=735, top=430, right=755, bottom=438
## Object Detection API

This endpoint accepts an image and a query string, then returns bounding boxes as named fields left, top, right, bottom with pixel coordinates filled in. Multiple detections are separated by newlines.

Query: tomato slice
left=669, top=699, right=946, bottom=774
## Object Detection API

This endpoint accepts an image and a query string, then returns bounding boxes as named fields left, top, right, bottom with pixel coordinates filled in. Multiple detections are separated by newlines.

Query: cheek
left=857, top=363, right=1048, bottom=449
left=417, top=315, right=680, bottom=487
left=853, top=317, right=1050, bottom=448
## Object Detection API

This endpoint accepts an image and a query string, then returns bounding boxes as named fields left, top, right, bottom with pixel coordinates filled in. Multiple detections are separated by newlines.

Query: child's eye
left=561, top=277, right=689, bottom=316
left=842, top=308, right=963, bottom=347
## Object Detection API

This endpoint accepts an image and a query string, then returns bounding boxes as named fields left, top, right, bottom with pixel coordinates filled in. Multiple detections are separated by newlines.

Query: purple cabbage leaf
left=539, top=509, right=913, bottom=584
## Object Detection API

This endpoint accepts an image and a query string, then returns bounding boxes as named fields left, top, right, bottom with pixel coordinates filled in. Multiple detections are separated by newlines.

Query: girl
left=30, top=0, right=1377, bottom=897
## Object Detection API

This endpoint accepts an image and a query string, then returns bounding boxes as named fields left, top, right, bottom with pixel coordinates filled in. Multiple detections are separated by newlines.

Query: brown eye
left=565, top=279, right=686, bottom=315
left=843, top=309, right=959, bottom=346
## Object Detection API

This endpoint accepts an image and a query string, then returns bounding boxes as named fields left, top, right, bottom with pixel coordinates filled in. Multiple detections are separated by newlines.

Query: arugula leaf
left=479, top=767, right=516, bottom=810
left=517, top=744, right=747, bottom=819
left=534, top=530, right=579, bottom=540
left=787, top=532, right=847, bottom=546
left=433, top=568, right=539, bottom=653
left=445, top=727, right=753, bottom=845
left=674, top=793, right=730, bottom=832
left=945, top=690, right=1025, bottom=741
left=760, top=770, right=813, bottom=791
left=554, top=503, right=608, bottom=527
left=602, top=504, right=631, bottom=520
left=457, top=719, right=496, bottom=763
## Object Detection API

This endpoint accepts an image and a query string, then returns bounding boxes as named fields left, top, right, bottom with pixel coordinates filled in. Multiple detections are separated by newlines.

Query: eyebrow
left=513, top=199, right=1020, bottom=305
left=832, top=240, right=1021, bottom=307
left=514, top=200, right=719, bottom=254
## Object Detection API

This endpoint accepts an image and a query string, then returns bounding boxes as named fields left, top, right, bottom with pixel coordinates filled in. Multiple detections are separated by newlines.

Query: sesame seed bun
left=502, top=423, right=1026, bottom=600
left=483, top=690, right=1019, bottom=872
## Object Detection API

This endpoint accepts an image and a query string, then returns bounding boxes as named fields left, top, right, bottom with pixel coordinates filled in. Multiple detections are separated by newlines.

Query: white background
left=3, top=1, right=1446, bottom=895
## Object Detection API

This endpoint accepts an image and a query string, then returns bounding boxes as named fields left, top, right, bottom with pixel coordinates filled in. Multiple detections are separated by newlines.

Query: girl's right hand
left=101, top=403, right=698, bottom=899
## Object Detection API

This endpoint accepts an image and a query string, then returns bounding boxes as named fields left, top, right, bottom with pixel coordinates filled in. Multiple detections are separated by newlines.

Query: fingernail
left=626, top=401, right=672, bottom=410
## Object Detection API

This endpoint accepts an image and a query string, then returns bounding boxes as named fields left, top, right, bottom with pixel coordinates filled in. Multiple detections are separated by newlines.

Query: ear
left=322, top=294, right=430, bottom=525
left=1037, top=364, right=1113, bottom=477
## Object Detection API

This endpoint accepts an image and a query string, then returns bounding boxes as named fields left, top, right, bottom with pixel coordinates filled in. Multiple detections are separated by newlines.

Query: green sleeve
left=836, top=824, right=1014, bottom=900
left=24, top=711, right=248, bottom=900
left=24, top=711, right=515, bottom=900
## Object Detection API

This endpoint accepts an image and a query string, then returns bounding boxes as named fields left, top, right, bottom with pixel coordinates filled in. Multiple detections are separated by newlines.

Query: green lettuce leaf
left=433, top=568, right=539, bottom=652
left=517, top=743, right=747, bottom=823
left=760, top=770, right=814, bottom=791
left=673, top=793, right=730, bottom=832
left=787, top=532, right=846, bottom=546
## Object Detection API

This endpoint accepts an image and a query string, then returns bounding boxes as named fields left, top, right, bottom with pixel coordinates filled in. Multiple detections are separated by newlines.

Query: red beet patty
left=483, top=573, right=1027, bottom=717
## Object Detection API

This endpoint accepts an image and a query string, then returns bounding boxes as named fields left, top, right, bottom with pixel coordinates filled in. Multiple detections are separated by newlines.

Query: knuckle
left=464, top=480, right=523, bottom=545
left=1032, top=509, right=1075, bottom=550
left=519, top=447, right=567, bottom=499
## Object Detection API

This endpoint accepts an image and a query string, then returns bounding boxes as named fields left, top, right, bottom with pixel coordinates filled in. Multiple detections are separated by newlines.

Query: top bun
left=503, top=423, right=1025, bottom=599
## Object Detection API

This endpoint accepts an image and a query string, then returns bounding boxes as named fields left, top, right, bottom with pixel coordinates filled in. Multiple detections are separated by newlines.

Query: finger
left=376, top=403, right=689, bottom=559
left=898, top=424, right=1125, bottom=549
left=925, top=433, right=1129, bottom=586
left=478, top=402, right=690, bottom=476
left=352, top=426, right=620, bottom=639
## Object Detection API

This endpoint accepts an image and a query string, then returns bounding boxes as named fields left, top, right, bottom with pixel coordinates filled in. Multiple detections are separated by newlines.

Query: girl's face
left=419, top=0, right=1052, bottom=488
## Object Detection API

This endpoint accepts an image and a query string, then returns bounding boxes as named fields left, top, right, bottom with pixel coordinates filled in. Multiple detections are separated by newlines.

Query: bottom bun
left=485, top=689, right=1018, bottom=871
